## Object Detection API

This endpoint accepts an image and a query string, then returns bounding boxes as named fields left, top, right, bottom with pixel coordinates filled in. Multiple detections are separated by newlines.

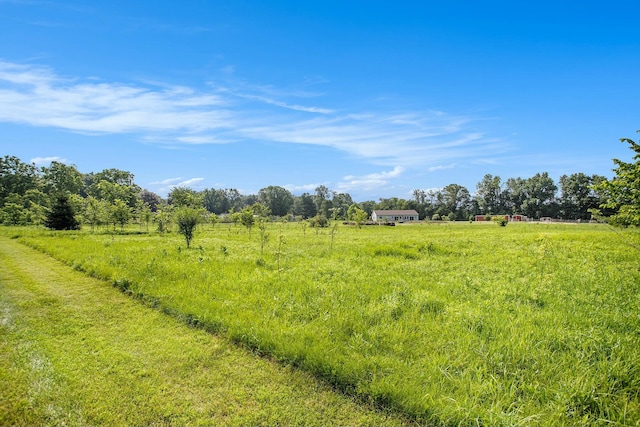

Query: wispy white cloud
left=284, top=182, right=325, bottom=194
left=0, top=61, right=231, bottom=137
left=427, top=163, right=457, bottom=172
left=149, top=176, right=205, bottom=195
left=0, top=60, right=507, bottom=172
left=234, top=92, right=334, bottom=114
left=30, top=156, right=68, bottom=165
left=336, top=166, right=405, bottom=193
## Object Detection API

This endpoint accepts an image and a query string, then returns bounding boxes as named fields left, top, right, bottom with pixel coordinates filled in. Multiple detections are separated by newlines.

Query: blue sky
left=1, top=1, right=638, bottom=201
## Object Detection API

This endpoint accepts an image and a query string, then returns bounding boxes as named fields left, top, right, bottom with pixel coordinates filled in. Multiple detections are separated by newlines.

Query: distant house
left=475, top=214, right=527, bottom=222
left=371, top=210, right=419, bottom=222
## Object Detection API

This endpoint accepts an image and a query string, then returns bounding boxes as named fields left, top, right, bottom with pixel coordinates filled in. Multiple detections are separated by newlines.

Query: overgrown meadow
left=7, top=222, right=640, bottom=426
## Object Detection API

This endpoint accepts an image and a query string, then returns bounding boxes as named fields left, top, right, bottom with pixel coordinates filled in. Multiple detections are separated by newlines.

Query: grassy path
left=0, top=236, right=406, bottom=426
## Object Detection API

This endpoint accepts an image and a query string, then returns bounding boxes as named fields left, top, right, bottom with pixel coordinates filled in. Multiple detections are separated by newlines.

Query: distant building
left=475, top=214, right=527, bottom=222
left=371, top=210, right=419, bottom=222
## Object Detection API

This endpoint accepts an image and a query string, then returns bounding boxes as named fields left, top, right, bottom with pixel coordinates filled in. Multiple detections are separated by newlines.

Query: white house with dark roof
left=371, top=209, right=419, bottom=222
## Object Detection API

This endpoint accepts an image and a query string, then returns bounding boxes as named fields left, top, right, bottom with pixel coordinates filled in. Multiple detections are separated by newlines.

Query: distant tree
left=93, top=168, right=136, bottom=186
left=475, top=174, right=504, bottom=214
left=503, top=173, right=558, bottom=218
left=41, top=161, right=83, bottom=196
left=0, top=155, right=40, bottom=204
left=44, top=194, right=80, bottom=230
left=412, top=189, right=427, bottom=205
left=257, top=218, right=269, bottom=255
left=155, top=207, right=173, bottom=234
left=314, top=185, right=332, bottom=217
left=503, top=177, right=526, bottom=215
left=292, top=192, right=317, bottom=219
left=377, top=197, right=409, bottom=211
left=436, top=184, right=471, bottom=220
left=24, top=188, right=49, bottom=210
left=347, top=203, right=368, bottom=228
left=139, top=189, right=163, bottom=212
left=227, top=189, right=246, bottom=211
left=558, top=173, right=606, bottom=220
left=258, top=186, right=294, bottom=217
left=203, top=188, right=230, bottom=214
left=1, top=194, right=28, bottom=225
left=594, top=131, right=640, bottom=226
left=331, top=192, right=354, bottom=220
left=412, top=189, right=432, bottom=219
left=240, top=206, right=255, bottom=236
left=84, top=196, right=106, bottom=231
left=85, top=168, right=140, bottom=207
left=140, top=203, right=153, bottom=231
left=521, top=173, right=558, bottom=219
left=309, top=214, right=329, bottom=228
left=251, top=202, right=271, bottom=218
left=110, top=199, right=132, bottom=231
left=175, top=206, right=202, bottom=248
left=168, top=186, right=203, bottom=208
left=23, top=189, right=48, bottom=225
left=359, top=200, right=376, bottom=217
left=209, top=213, right=218, bottom=229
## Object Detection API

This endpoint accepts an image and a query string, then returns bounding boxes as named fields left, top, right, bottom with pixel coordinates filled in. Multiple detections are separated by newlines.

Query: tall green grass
left=7, top=222, right=640, bottom=426
left=0, top=236, right=405, bottom=426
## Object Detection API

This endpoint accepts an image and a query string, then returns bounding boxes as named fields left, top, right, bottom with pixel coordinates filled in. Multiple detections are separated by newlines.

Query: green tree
left=155, top=207, right=173, bottom=234
left=436, top=184, right=471, bottom=220
left=0, top=156, right=40, bottom=205
left=44, top=194, right=80, bottom=230
left=475, top=174, right=504, bottom=215
left=521, top=173, right=558, bottom=219
left=331, top=192, right=354, bottom=220
left=209, top=213, right=218, bottom=229
left=1, top=193, right=43, bottom=225
left=139, top=189, right=163, bottom=212
left=251, top=202, right=271, bottom=218
left=347, top=203, right=368, bottom=228
left=558, top=173, right=606, bottom=220
left=85, top=168, right=140, bottom=207
left=503, top=173, right=558, bottom=218
left=594, top=132, right=640, bottom=226
left=292, top=192, right=317, bottom=219
left=314, top=185, right=332, bottom=217
left=1, top=199, right=27, bottom=225
left=84, top=196, right=107, bottom=231
left=140, top=203, right=153, bottom=231
left=168, top=186, right=203, bottom=208
left=41, top=161, right=83, bottom=196
left=240, top=206, right=255, bottom=236
left=258, top=186, right=294, bottom=217
left=175, top=206, right=202, bottom=248
left=111, top=199, right=132, bottom=231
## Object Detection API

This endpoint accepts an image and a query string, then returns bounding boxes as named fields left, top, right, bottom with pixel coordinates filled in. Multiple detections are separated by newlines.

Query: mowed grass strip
left=0, top=236, right=407, bottom=426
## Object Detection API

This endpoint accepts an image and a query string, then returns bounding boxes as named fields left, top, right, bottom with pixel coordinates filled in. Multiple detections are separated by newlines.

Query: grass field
left=0, top=235, right=406, bottom=426
left=2, top=221, right=640, bottom=426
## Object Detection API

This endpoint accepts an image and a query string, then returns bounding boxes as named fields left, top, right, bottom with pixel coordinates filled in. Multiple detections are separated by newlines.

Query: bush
left=309, top=214, right=329, bottom=228
left=493, top=216, right=508, bottom=226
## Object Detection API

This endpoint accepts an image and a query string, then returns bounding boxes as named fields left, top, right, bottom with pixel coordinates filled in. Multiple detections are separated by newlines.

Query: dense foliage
left=594, top=132, right=640, bottom=226
left=0, top=153, right=616, bottom=230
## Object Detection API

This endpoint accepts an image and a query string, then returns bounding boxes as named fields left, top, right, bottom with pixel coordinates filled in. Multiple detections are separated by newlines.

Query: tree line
left=1, top=133, right=638, bottom=230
